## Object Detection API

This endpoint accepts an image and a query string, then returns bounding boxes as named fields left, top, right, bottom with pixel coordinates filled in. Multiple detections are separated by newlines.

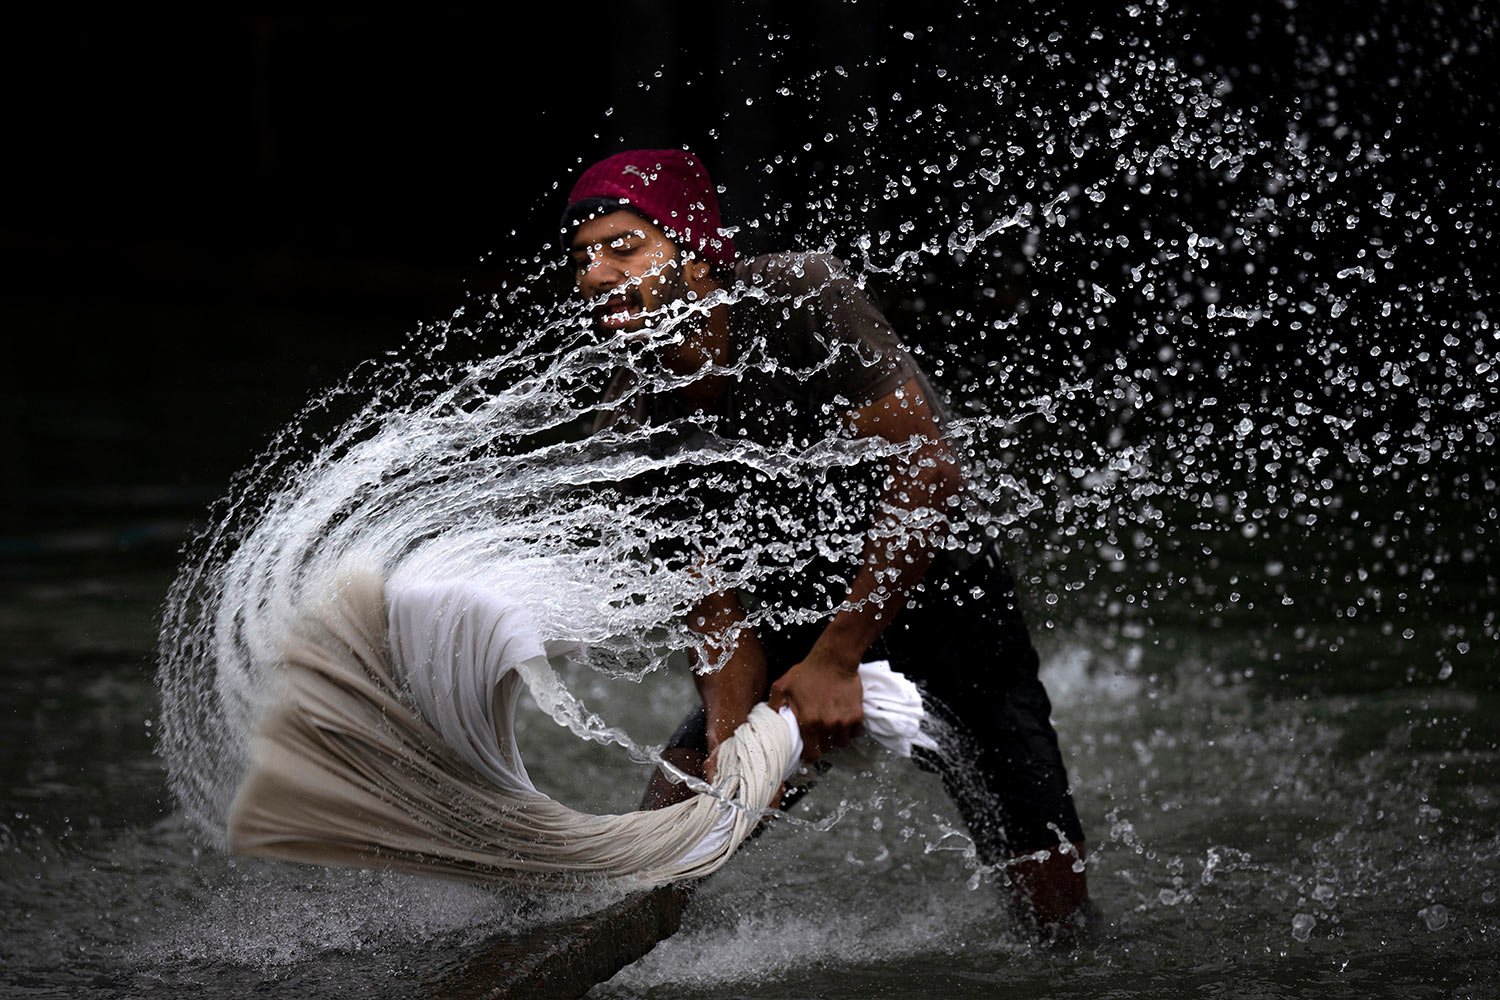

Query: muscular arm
left=638, top=586, right=767, bottom=808
left=688, top=587, right=769, bottom=757
left=769, top=376, right=963, bottom=758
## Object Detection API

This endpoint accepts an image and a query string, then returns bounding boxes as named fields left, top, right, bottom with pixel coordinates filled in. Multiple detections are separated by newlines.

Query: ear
left=682, top=254, right=711, bottom=285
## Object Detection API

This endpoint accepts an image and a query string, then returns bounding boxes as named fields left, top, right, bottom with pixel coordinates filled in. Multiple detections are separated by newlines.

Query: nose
left=578, top=255, right=624, bottom=299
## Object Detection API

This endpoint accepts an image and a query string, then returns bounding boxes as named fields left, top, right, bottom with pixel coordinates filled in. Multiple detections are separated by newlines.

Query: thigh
left=882, top=543, right=1040, bottom=700
left=883, top=544, right=1085, bottom=856
left=758, top=618, right=826, bottom=683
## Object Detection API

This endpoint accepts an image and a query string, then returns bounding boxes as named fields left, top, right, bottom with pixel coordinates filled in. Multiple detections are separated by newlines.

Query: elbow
left=934, top=451, right=965, bottom=503
left=908, top=442, right=964, bottom=509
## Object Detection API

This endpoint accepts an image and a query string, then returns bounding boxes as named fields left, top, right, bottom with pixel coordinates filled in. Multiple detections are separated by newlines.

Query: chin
left=594, top=314, right=644, bottom=334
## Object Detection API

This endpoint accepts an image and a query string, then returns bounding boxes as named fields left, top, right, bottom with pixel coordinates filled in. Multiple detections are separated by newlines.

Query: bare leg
left=1006, top=841, right=1094, bottom=941
left=640, top=746, right=707, bottom=810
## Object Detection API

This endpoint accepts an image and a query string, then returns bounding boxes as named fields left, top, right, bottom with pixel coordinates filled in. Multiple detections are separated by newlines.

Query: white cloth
left=226, top=572, right=936, bottom=885
left=388, top=580, right=545, bottom=795
left=676, top=672, right=937, bottom=867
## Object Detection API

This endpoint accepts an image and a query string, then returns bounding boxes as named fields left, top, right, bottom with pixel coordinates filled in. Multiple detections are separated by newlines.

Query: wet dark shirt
left=593, top=252, right=943, bottom=437
left=592, top=252, right=969, bottom=621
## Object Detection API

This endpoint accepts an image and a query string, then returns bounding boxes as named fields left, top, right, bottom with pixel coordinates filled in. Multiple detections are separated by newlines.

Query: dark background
left=3, top=3, right=1492, bottom=561
left=1, top=14, right=1494, bottom=993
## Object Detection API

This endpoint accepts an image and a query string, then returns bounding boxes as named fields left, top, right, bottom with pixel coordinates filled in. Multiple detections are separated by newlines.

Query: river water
left=4, top=519, right=1495, bottom=996
left=5, top=3, right=1497, bottom=997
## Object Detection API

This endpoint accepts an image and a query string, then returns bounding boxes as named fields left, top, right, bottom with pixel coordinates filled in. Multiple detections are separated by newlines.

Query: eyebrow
left=569, top=227, right=650, bottom=254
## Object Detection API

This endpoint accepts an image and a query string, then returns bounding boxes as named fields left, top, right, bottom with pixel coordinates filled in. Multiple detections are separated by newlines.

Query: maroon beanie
left=561, top=149, right=737, bottom=268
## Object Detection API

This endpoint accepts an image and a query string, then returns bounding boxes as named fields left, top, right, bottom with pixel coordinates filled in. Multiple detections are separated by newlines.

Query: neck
left=672, top=303, right=731, bottom=411
left=665, top=276, right=731, bottom=411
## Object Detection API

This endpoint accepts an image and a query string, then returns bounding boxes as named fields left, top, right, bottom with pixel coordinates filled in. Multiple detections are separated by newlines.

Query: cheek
left=639, top=263, right=674, bottom=297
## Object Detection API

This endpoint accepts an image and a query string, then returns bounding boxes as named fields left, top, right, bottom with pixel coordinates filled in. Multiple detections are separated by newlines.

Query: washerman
left=562, top=148, right=1091, bottom=932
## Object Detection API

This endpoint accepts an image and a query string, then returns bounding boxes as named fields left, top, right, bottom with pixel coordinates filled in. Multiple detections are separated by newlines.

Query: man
left=561, top=148, right=1091, bottom=936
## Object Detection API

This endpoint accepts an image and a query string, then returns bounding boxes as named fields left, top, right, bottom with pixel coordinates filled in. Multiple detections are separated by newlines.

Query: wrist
left=705, top=704, right=751, bottom=747
left=703, top=678, right=760, bottom=733
left=807, top=634, right=862, bottom=675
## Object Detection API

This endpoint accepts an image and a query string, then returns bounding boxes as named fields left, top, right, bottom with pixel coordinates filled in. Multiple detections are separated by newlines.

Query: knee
left=640, top=746, right=707, bottom=811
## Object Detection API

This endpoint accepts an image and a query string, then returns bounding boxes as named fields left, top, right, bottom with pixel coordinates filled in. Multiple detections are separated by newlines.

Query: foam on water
left=583, top=658, right=1499, bottom=994
left=603, top=874, right=1018, bottom=992
left=138, top=861, right=604, bottom=970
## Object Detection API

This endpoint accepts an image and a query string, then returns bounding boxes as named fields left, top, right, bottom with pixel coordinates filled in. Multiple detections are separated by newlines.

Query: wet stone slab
left=425, top=885, right=692, bottom=1000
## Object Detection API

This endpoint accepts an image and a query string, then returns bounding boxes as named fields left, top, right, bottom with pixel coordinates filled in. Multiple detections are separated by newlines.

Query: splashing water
left=157, top=0, right=1495, bottom=843
left=120, top=2, right=1500, bottom=995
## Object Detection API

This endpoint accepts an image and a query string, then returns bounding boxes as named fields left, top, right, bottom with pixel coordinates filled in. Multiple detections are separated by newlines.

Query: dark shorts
left=664, top=540, right=1086, bottom=860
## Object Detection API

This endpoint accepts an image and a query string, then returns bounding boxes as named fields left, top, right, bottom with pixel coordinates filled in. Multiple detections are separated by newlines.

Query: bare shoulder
left=733, top=251, right=852, bottom=297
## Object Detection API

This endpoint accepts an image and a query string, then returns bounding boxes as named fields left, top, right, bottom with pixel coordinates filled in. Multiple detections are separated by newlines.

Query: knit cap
left=560, top=149, right=736, bottom=267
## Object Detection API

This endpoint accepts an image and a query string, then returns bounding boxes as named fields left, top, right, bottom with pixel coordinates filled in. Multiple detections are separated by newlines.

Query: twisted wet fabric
left=226, top=572, right=935, bottom=887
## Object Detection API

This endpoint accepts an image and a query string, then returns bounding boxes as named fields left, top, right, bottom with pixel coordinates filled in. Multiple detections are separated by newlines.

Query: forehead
left=569, top=210, right=673, bottom=252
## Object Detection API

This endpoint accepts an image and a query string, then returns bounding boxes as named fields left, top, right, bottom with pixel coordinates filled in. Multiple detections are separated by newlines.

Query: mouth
left=596, top=289, right=646, bottom=329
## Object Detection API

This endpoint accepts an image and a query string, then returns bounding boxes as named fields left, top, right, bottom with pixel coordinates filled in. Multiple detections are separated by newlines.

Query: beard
left=595, top=256, right=700, bottom=339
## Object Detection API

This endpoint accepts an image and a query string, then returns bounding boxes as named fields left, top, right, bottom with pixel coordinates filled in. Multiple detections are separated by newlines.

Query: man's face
left=569, top=210, right=691, bottom=335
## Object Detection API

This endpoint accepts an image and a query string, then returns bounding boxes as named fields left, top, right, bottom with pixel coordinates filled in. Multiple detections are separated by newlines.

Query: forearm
left=768, top=446, right=959, bottom=759
left=810, top=440, right=962, bottom=667
left=687, top=588, right=769, bottom=748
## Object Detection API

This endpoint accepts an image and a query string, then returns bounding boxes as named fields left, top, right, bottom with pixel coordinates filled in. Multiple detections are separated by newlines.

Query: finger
left=768, top=685, right=788, bottom=711
left=821, top=721, right=853, bottom=751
